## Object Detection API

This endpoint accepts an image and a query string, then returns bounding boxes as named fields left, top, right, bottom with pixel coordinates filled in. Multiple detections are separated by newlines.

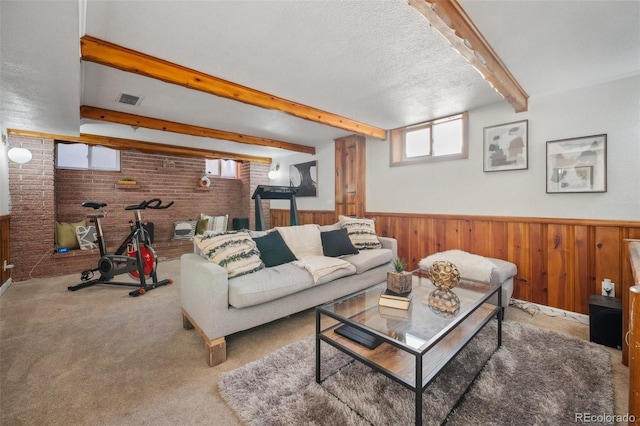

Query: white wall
left=0, top=131, right=9, bottom=215
left=269, top=143, right=336, bottom=211
left=367, top=75, right=640, bottom=221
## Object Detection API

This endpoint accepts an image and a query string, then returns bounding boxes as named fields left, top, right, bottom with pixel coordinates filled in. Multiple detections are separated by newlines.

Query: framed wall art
left=289, top=160, right=317, bottom=197
left=483, top=120, right=528, bottom=172
left=546, top=134, right=607, bottom=193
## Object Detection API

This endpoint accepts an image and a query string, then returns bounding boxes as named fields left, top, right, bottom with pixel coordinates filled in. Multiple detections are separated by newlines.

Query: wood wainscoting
left=628, top=240, right=640, bottom=418
left=271, top=208, right=640, bottom=317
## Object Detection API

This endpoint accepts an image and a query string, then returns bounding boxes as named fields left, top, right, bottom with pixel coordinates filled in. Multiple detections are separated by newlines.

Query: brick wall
left=238, top=162, right=271, bottom=231
left=8, top=135, right=269, bottom=281
left=7, top=135, right=56, bottom=282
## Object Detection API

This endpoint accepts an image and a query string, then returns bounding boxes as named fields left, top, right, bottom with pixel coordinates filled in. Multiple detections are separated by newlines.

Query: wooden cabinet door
left=335, top=135, right=365, bottom=218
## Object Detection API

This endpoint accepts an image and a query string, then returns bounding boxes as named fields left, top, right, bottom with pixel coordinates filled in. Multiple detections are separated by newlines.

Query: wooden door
left=335, top=135, right=365, bottom=218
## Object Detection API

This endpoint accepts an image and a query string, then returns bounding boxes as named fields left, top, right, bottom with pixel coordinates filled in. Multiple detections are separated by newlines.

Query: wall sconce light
left=268, top=163, right=280, bottom=180
left=8, top=147, right=33, bottom=164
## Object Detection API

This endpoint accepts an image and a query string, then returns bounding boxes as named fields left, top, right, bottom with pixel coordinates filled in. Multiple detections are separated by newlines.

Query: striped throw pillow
left=339, top=215, right=382, bottom=250
left=194, top=231, right=264, bottom=278
left=173, top=220, right=198, bottom=240
left=75, top=225, right=97, bottom=250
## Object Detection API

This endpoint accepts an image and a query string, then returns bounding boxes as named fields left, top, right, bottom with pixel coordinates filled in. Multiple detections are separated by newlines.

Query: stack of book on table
left=378, top=289, right=412, bottom=310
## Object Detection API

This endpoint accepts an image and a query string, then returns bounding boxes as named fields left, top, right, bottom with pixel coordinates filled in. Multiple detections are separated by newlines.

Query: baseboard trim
left=0, top=278, right=13, bottom=297
left=510, top=298, right=589, bottom=325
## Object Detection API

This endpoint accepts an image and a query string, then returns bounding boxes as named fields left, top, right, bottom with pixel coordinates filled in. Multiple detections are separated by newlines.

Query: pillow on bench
left=75, top=226, right=98, bottom=250
left=173, top=220, right=198, bottom=240
left=55, top=220, right=86, bottom=249
left=201, top=214, right=228, bottom=233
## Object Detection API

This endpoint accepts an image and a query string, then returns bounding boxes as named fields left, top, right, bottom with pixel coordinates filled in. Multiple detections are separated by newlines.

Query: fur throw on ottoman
left=419, top=250, right=495, bottom=282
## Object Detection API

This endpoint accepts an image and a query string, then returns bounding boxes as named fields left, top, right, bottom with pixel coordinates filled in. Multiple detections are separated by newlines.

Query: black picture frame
left=546, top=134, right=607, bottom=193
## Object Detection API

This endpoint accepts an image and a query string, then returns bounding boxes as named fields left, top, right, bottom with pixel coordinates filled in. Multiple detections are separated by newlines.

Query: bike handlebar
left=124, top=199, right=174, bottom=211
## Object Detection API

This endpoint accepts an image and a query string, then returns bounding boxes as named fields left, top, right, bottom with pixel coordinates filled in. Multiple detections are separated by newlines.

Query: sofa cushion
left=321, top=228, right=359, bottom=257
left=339, top=215, right=382, bottom=249
left=194, top=232, right=264, bottom=278
left=228, top=263, right=314, bottom=308
left=342, top=248, right=393, bottom=275
left=276, top=224, right=323, bottom=259
left=253, top=231, right=297, bottom=268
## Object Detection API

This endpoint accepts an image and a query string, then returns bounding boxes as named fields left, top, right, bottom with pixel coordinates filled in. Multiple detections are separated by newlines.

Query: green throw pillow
left=55, top=220, right=86, bottom=249
left=196, top=219, right=209, bottom=235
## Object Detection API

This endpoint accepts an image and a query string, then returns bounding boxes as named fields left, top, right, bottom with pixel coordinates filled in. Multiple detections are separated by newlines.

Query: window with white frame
left=55, top=143, right=120, bottom=171
left=390, top=112, right=468, bottom=166
left=205, top=159, right=238, bottom=178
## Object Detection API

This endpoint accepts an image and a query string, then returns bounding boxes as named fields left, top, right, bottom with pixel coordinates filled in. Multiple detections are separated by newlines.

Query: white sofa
left=181, top=223, right=397, bottom=366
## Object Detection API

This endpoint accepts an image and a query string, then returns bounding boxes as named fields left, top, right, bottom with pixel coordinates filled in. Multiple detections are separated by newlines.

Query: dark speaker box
left=232, top=217, right=249, bottom=230
left=589, top=295, right=622, bottom=349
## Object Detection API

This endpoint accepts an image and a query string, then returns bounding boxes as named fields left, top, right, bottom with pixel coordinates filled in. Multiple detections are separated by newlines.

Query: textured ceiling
left=2, top=1, right=639, bottom=160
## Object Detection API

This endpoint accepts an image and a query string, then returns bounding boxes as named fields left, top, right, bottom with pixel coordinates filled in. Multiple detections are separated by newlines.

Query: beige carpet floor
left=0, top=259, right=629, bottom=425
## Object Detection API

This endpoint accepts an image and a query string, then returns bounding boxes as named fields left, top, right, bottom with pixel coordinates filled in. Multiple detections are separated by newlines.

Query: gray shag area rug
left=219, top=320, right=614, bottom=425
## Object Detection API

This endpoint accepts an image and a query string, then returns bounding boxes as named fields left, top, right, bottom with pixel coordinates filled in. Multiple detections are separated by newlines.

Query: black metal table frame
left=315, top=281, right=502, bottom=426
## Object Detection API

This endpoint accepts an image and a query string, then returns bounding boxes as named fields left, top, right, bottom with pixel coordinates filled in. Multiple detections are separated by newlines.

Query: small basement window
left=56, top=143, right=120, bottom=171
left=390, top=112, right=468, bottom=166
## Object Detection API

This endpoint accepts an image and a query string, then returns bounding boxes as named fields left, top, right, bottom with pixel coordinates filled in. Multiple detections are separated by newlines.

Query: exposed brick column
left=8, top=135, right=55, bottom=281
left=238, top=162, right=270, bottom=230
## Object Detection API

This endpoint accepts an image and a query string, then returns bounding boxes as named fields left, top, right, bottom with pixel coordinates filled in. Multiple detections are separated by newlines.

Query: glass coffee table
left=315, top=273, right=502, bottom=426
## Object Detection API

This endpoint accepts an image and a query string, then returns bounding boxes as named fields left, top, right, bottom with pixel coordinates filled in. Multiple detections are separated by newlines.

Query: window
left=206, top=159, right=238, bottom=178
left=56, top=143, right=120, bottom=171
left=390, top=112, right=468, bottom=166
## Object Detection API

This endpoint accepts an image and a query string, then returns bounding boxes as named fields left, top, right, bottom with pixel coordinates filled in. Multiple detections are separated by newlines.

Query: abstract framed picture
left=289, top=160, right=317, bottom=197
left=483, top=120, right=528, bottom=172
left=546, top=134, right=607, bottom=193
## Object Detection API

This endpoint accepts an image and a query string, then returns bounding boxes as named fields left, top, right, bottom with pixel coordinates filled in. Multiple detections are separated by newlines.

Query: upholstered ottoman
left=418, top=250, right=517, bottom=309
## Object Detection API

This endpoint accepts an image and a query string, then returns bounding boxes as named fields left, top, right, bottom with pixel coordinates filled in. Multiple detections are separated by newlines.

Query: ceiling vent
left=116, top=93, right=144, bottom=107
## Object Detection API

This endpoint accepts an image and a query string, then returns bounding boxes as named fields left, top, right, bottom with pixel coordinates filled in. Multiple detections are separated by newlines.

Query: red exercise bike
left=68, top=198, right=174, bottom=297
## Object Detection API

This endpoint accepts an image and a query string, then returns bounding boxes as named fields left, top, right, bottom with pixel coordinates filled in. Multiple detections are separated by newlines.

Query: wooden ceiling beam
left=6, top=129, right=272, bottom=164
left=80, top=105, right=315, bottom=155
left=408, top=0, right=528, bottom=112
left=80, top=35, right=387, bottom=140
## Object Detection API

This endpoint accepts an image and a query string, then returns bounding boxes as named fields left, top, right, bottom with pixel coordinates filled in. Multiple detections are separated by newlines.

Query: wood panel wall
left=271, top=208, right=640, bottom=316
left=628, top=241, right=640, bottom=418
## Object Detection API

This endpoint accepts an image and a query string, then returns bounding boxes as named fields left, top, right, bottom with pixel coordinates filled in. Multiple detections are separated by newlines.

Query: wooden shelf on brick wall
left=116, top=180, right=138, bottom=189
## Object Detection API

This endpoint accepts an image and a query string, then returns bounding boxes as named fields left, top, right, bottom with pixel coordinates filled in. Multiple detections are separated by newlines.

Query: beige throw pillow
left=194, top=231, right=264, bottom=278
left=338, top=215, right=382, bottom=250
left=275, top=224, right=323, bottom=259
